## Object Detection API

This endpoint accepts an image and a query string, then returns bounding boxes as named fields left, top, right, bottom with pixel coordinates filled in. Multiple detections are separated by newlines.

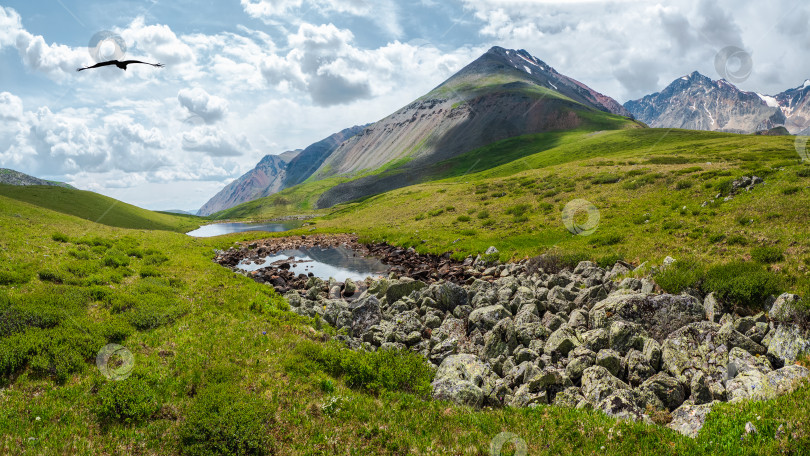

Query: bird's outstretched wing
left=76, top=60, right=117, bottom=71
left=121, top=60, right=165, bottom=68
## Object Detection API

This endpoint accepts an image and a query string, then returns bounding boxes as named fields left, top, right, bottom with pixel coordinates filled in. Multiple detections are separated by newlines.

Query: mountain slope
left=624, top=72, right=784, bottom=133
left=198, top=126, right=366, bottom=216
left=306, top=46, right=641, bottom=208
left=0, top=168, right=75, bottom=188
left=0, top=185, right=199, bottom=232
left=198, top=152, right=298, bottom=216
left=774, top=80, right=810, bottom=134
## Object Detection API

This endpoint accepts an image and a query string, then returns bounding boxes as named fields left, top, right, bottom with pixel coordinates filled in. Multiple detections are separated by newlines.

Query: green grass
left=0, top=185, right=200, bottom=232
left=3, top=126, right=810, bottom=454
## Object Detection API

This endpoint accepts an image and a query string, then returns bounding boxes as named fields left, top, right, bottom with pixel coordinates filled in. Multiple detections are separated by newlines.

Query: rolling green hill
left=0, top=185, right=201, bottom=233
left=2, top=129, right=810, bottom=454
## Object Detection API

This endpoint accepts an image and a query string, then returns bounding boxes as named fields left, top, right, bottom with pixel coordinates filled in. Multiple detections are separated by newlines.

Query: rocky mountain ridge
left=625, top=72, right=810, bottom=134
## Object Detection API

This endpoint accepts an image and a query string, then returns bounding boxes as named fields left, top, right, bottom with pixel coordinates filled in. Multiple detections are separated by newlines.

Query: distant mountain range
left=200, top=47, right=810, bottom=217
left=198, top=127, right=366, bottom=216
left=625, top=72, right=810, bottom=134
left=0, top=168, right=74, bottom=189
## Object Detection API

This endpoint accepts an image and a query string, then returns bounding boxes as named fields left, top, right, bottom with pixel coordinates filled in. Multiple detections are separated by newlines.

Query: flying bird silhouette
left=76, top=59, right=165, bottom=72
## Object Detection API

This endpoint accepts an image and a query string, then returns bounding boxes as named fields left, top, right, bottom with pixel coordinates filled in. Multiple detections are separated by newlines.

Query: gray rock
left=526, top=366, right=571, bottom=395
left=662, top=322, right=729, bottom=386
left=668, top=402, right=717, bottom=438
left=429, top=338, right=459, bottom=365
left=609, top=320, right=647, bottom=355
left=468, top=305, right=511, bottom=333
left=547, top=286, right=578, bottom=314
left=718, top=323, right=766, bottom=356
left=590, top=293, right=705, bottom=343
left=639, top=372, right=685, bottom=411
left=625, top=349, right=656, bottom=387
left=770, top=293, right=806, bottom=323
left=581, top=328, right=610, bottom=352
left=542, top=311, right=567, bottom=332
left=642, top=338, right=662, bottom=371
left=553, top=386, right=585, bottom=408
left=545, top=326, right=581, bottom=359
left=565, top=347, right=596, bottom=381
left=515, top=322, right=550, bottom=347
left=703, top=293, right=722, bottom=323
left=514, top=347, right=538, bottom=364
left=434, top=282, right=469, bottom=312
left=351, top=296, right=382, bottom=336
left=728, top=347, right=772, bottom=376
left=509, top=384, right=548, bottom=407
left=482, top=319, right=519, bottom=360
left=596, top=349, right=623, bottom=377
left=431, top=354, right=492, bottom=408
left=581, top=365, right=630, bottom=405
left=597, top=389, right=649, bottom=422
left=690, top=371, right=712, bottom=405
left=767, top=324, right=810, bottom=363
left=386, top=279, right=427, bottom=304
left=485, top=246, right=499, bottom=255
left=568, top=309, right=589, bottom=330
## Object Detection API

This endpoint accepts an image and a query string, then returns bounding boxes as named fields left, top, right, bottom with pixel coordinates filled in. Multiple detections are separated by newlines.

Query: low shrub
left=591, top=173, right=621, bottom=185
left=726, top=235, right=749, bottom=246
left=456, top=215, right=471, bottom=222
left=477, top=210, right=490, bottom=219
left=178, top=384, right=273, bottom=456
left=288, top=341, right=434, bottom=397
left=0, top=269, right=32, bottom=286
left=751, top=246, right=784, bottom=264
left=51, top=232, right=70, bottom=243
left=783, top=186, right=802, bottom=195
left=648, top=156, right=691, bottom=165
left=588, top=234, right=624, bottom=246
left=703, top=262, right=782, bottom=312
left=504, top=204, right=531, bottom=217
left=95, top=377, right=159, bottom=424
left=102, top=249, right=131, bottom=268
left=143, top=253, right=169, bottom=266
left=676, top=180, right=694, bottom=190
left=655, top=259, right=705, bottom=294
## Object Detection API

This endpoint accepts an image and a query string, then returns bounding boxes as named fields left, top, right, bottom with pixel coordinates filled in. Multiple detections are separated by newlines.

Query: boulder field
left=220, top=242, right=810, bottom=438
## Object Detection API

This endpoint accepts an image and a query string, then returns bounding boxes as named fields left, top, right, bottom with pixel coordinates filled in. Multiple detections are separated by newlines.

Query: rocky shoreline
left=216, top=237, right=810, bottom=437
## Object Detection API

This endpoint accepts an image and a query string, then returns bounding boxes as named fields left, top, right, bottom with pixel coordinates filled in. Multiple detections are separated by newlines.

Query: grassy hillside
left=2, top=168, right=810, bottom=454
left=0, top=185, right=201, bottom=233
left=312, top=128, right=810, bottom=295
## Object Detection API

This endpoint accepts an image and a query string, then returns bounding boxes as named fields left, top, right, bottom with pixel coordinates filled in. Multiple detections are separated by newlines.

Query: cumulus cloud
left=241, top=0, right=403, bottom=37
left=120, top=17, right=195, bottom=66
left=177, top=87, right=229, bottom=123
left=0, top=92, right=23, bottom=120
left=261, top=22, right=476, bottom=106
left=182, top=126, right=251, bottom=157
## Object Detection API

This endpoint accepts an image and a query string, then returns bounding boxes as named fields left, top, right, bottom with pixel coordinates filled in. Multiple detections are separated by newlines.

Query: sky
left=1, top=0, right=810, bottom=211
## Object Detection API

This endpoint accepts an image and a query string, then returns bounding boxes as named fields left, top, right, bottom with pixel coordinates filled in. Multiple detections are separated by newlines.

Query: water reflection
left=186, top=222, right=300, bottom=237
left=236, top=245, right=389, bottom=282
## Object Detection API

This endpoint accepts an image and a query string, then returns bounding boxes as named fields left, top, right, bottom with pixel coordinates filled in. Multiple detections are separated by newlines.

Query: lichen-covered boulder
left=509, top=384, right=548, bottom=407
left=728, top=347, right=772, bottom=376
left=668, top=402, right=718, bottom=438
left=482, top=319, right=519, bottom=360
left=581, top=366, right=630, bottom=405
left=596, top=349, right=623, bottom=378
left=432, top=354, right=492, bottom=408
left=726, top=365, right=810, bottom=402
left=596, top=389, right=649, bottom=422
left=767, top=324, right=810, bottom=363
left=545, top=325, right=581, bottom=359
left=625, top=349, right=656, bottom=387
left=351, top=295, right=381, bottom=336
left=609, top=320, right=647, bottom=355
left=718, top=323, right=766, bottom=356
left=662, top=322, right=729, bottom=386
left=639, top=372, right=685, bottom=411
left=566, top=346, right=596, bottom=381
left=769, top=293, right=806, bottom=323
left=385, top=278, right=427, bottom=304
left=553, top=386, right=585, bottom=408
left=433, top=282, right=469, bottom=312
left=468, top=305, right=511, bottom=333
left=581, top=328, right=610, bottom=352
left=589, top=293, right=705, bottom=342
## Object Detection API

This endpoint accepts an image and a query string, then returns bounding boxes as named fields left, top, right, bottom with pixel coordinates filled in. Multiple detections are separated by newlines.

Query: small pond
left=236, top=245, right=390, bottom=282
left=186, top=222, right=301, bottom=238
